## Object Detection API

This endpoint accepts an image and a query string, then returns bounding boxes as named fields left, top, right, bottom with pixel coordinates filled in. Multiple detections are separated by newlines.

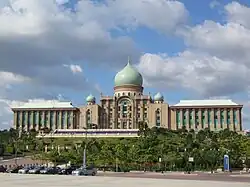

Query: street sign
left=188, top=157, right=194, bottom=162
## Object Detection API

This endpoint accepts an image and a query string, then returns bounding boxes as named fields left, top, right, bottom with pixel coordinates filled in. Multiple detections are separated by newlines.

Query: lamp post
left=83, top=110, right=91, bottom=168
left=14, top=128, right=22, bottom=166
left=83, top=128, right=87, bottom=168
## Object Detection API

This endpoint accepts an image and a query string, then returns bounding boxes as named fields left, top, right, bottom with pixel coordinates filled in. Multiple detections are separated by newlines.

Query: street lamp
left=83, top=110, right=91, bottom=168
left=14, top=128, right=22, bottom=165
left=83, top=127, right=87, bottom=168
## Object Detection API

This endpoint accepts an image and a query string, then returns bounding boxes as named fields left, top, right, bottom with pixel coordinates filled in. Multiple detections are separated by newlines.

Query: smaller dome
left=86, top=94, right=95, bottom=102
left=154, top=92, right=164, bottom=101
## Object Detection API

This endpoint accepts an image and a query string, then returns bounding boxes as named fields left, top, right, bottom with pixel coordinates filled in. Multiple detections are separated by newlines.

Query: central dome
left=114, top=61, right=143, bottom=87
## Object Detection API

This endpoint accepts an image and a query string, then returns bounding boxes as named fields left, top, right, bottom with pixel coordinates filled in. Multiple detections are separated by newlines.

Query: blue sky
left=0, top=0, right=250, bottom=129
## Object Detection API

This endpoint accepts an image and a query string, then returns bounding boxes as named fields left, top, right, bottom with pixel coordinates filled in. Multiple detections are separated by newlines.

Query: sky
left=0, top=0, right=250, bottom=130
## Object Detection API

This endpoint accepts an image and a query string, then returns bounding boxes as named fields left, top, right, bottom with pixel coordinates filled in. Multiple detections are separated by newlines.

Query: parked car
left=28, top=166, right=45, bottom=174
left=40, top=167, right=60, bottom=174
left=72, top=166, right=97, bottom=176
left=58, top=165, right=78, bottom=175
left=18, top=166, right=34, bottom=174
left=0, top=165, right=6, bottom=173
left=7, top=166, right=23, bottom=173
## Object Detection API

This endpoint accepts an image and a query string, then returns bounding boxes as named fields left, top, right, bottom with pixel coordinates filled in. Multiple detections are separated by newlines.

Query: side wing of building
left=11, top=102, right=80, bottom=132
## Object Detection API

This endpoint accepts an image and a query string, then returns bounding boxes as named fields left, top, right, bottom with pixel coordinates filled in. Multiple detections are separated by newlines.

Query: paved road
left=98, top=171, right=250, bottom=183
left=0, top=174, right=249, bottom=187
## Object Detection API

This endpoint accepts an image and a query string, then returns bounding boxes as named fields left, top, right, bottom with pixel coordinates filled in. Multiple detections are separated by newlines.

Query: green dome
left=154, top=92, right=164, bottom=101
left=114, top=61, right=143, bottom=87
left=86, top=94, right=95, bottom=102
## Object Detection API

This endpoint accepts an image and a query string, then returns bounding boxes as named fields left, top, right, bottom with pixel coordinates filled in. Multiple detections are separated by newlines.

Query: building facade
left=12, top=60, right=243, bottom=134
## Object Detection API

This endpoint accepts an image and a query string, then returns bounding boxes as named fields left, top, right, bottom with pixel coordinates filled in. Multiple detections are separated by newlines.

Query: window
left=214, top=109, right=218, bottom=128
left=62, top=111, right=66, bottom=128
left=45, top=111, right=49, bottom=127
left=208, top=109, right=211, bottom=127
left=220, top=110, right=224, bottom=127
left=50, top=111, right=54, bottom=128
left=57, top=112, right=60, bottom=127
left=28, top=111, right=31, bottom=126
left=22, top=111, right=26, bottom=126
left=34, top=111, right=38, bottom=125
left=189, top=110, right=193, bottom=126
left=201, top=110, right=205, bottom=128
left=39, top=112, right=43, bottom=126
left=227, top=109, right=231, bottom=124
left=176, top=110, right=181, bottom=127
left=156, top=109, right=160, bottom=127
left=183, top=110, right=187, bottom=126
left=128, top=92, right=131, bottom=96
left=233, top=109, right=238, bottom=125
left=16, top=111, right=20, bottom=128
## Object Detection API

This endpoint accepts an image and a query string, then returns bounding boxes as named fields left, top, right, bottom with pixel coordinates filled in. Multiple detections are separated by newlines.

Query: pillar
left=204, top=109, right=208, bottom=129
left=180, top=109, right=183, bottom=129
left=229, top=108, right=234, bottom=131
left=14, top=112, right=18, bottom=129
left=222, top=109, right=227, bottom=129
left=210, top=109, right=215, bottom=131
left=197, top=109, right=202, bottom=131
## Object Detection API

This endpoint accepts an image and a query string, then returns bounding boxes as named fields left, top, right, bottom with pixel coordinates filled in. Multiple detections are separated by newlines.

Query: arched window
left=156, top=109, right=160, bottom=127
left=86, top=110, right=91, bottom=128
left=120, top=100, right=129, bottom=118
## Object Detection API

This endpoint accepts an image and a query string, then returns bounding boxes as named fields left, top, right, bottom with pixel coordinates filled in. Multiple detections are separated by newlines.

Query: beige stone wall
left=147, top=103, right=169, bottom=128
left=79, top=104, right=100, bottom=129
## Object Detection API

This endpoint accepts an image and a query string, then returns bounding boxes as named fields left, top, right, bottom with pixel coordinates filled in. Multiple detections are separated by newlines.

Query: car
left=18, top=166, right=34, bottom=174
left=28, top=166, right=45, bottom=174
left=7, top=166, right=23, bottom=173
left=40, top=167, right=60, bottom=174
left=58, top=165, right=78, bottom=175
left=72, top=166, right=97, bottom=176
left=0, top=165, right=6, bottom=173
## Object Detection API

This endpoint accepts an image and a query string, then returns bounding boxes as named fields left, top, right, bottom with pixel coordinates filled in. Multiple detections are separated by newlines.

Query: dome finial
left=127, top=56, right=131, bottom=65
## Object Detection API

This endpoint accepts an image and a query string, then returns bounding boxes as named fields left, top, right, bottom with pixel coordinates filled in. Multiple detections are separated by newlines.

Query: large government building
left=11, top=60, right=243, bottom=137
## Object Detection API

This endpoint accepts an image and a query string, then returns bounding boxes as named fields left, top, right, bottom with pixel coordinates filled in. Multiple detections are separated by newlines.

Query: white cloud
left=136, top=1, right=250, bottom=128
left=139, top=1, right=250, bottom=97
left=209, top=0, right=220, bottom=9
left=63, top=64, right=83, bottom=74
left=0, top=0, right=188, bottom=129
left=0, top=71, right=30, bottom=86
left=225, top=2, right=250, bottom=29
left=138, top=51, right=250, bottom=97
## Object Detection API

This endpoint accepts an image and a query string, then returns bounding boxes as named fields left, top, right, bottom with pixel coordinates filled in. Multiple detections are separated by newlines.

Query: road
left=98, top=171, right=250, bottom=183
left=0, top=173, right=249, bottom=187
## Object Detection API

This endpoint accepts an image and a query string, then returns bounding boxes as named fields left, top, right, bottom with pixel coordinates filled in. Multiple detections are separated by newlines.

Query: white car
left=18, top=166, right=33, bottom=174
left=72, top=166, right=97, bottom=176
left=28, top=166, right=44, bottom=174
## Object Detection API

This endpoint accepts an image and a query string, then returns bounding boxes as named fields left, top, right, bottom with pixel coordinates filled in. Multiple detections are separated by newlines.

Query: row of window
left=16, top=111, right=74, bottom=129
left=175, top=109, right=238, bottom=128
